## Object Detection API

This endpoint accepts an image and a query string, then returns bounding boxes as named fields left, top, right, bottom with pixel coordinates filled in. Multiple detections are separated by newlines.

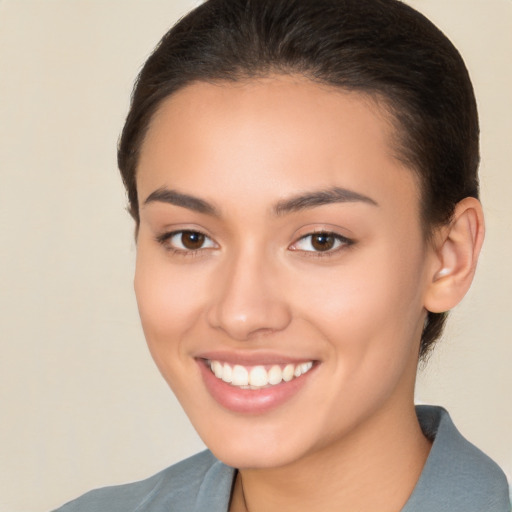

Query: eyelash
left=155, top=230, right=354, bottom=257
left=156, top=230, right=217, bottom=256
left=290, top=231, right=354, bottom=257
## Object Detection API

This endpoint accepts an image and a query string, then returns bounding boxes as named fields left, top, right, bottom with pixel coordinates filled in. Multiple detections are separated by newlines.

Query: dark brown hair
left=118, top=0, right=480, bottom=358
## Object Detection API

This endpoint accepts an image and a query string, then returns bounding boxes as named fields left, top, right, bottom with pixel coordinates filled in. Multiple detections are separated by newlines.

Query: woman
left=54, top=0, right=510, bottom=510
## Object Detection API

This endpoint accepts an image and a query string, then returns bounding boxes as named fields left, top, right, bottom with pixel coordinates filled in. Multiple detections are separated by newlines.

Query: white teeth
left=212, top=360, right=223, bottom=379
left=221, top=363, right=232, bottom=383
left=301, top=361, right=313, bottom=373
left=231, top=365, right=249, bottom=386
left=249, top=366, right=268, bottom=387
left=268, top=365, right=283, bottom=385
left=209, top=360, right=313, bottom=388
left=294, top=362, right=312, bottom=377
left=282, top=364, right=295, bottom=382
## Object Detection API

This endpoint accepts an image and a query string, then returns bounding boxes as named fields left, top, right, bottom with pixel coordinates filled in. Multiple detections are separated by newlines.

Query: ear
left=424, top=197, right=485, bottom=313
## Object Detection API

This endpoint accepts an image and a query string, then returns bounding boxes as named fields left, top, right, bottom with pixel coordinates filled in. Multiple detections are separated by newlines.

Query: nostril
left=205, top=257, right=292, bottom=340
left=206, top=298, right=292, bottom=341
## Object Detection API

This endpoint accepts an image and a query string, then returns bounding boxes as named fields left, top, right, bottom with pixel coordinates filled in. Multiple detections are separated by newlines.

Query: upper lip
left=195, top=350, right=318, bottom=366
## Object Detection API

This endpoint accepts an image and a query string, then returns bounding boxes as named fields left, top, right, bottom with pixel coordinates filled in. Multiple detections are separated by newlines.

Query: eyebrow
left=143, top=187, right=220, bottom=216
left=143, top=185, right=378, bottom=217
left=273, top=186, right=378, bottom=215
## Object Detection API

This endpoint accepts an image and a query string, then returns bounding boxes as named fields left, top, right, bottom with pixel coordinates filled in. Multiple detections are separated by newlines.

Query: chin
left=191, top=411, right=323, bottom=470
left=210, top=438, right=307, bottom=470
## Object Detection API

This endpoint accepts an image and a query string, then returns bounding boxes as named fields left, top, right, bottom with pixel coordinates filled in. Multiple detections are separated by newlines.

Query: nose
left=206, top=249, right=292, bottom=341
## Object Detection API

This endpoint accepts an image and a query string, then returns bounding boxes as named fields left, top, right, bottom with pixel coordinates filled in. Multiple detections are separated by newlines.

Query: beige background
left=0, top=1, right=510, bottom=511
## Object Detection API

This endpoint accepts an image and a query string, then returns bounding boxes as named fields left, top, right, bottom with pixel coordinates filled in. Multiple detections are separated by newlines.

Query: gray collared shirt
left=53, top=406, right=511, bottom=511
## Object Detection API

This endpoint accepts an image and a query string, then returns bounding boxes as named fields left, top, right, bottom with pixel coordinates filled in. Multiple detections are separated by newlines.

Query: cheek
left=282, top=248, right=426, bottom=434
left=133, top=247, right=207, bottom=366
left=290, top=242, right=426, bottom=364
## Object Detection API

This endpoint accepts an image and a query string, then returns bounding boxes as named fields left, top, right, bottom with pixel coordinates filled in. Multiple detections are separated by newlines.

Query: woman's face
left=135, top=76, right=434, bottom=469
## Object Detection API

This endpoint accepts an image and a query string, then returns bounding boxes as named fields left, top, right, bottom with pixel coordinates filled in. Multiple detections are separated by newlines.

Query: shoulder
left=52, top=450, right=235, bottom=512
left=404, top=406, right=511, bottom=512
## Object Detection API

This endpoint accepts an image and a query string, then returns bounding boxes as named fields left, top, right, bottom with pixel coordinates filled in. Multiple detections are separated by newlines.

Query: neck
left=230, top=402, right=431, bottom=512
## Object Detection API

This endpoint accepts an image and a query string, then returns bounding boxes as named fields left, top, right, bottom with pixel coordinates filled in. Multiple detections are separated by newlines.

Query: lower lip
left=197, top=360, right=316, bottom=414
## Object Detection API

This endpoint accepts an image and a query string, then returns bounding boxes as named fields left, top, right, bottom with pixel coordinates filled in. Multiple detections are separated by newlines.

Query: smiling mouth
left=207, top=360, right=314, bottom=389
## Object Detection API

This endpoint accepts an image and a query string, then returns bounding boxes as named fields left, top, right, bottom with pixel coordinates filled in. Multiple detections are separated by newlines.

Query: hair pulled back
left=118, top=0, right=480, bottom=358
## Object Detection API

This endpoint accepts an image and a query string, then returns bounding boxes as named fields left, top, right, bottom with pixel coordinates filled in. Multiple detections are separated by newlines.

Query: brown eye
left=311, top=233, right=335, bottom=251
left=290, top=231, right=353, bottom=254
left=181, top=231, right=205, bottom=250
left=159, top=230, right=217, bottom=252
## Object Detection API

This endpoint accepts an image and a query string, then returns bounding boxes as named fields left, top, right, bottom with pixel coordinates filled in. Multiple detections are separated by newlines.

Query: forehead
left=144, top=76, right=398, bottom=156
left=137, top=75, right=420, bottom=216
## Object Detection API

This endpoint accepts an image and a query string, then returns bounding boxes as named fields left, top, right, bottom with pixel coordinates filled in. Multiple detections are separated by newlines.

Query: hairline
left=132, top=72, right=436, bottom=239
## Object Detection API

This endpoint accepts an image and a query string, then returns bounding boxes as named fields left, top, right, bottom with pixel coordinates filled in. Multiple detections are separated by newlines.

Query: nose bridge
left=207, top=242, right=291, bottom=340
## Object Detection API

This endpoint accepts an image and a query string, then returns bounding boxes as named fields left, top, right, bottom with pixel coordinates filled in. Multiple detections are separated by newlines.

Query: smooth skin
left=134, top=76, right=484, bottom=512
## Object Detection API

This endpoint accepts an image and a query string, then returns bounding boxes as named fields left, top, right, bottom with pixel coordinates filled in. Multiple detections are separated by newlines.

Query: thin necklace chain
left=239, top=473, right=250, bottom=512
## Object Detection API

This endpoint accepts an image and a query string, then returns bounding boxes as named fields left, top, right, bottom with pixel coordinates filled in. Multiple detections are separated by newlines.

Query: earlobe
left=424, top=197, right=485, bottom=313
